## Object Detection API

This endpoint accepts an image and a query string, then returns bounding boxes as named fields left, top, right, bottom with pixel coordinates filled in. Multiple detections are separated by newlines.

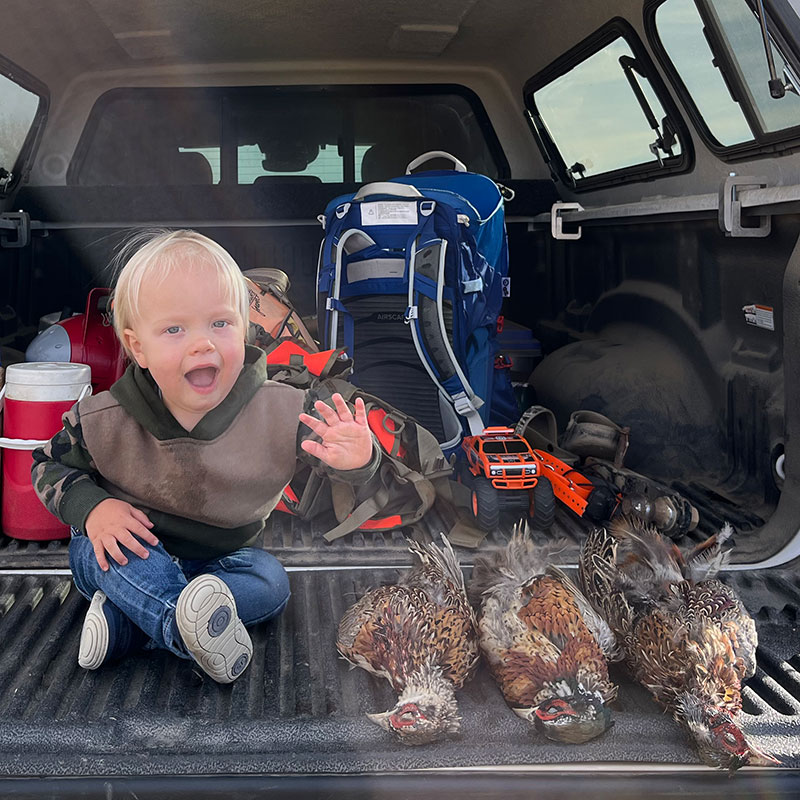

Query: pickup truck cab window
left=69, top=86, right=506, bottom=186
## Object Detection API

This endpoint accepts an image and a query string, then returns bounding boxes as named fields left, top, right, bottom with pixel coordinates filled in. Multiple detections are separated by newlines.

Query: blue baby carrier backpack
left=317, top=151, right=517, bottom=452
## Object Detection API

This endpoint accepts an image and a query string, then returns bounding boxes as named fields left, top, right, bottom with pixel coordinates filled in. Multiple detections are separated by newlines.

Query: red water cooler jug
left=0, top=362, right=92, bottom=540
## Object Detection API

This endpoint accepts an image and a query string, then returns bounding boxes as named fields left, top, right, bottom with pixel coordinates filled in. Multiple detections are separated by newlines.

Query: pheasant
left=336, top=534, right=479, bottom=745
left=578, top=518, right=778, bottom=770
left=470, top=524, right=618, bottom=744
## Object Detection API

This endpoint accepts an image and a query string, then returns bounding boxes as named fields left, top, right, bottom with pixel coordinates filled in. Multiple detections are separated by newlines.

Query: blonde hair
left=111, top=229, right=250, bottom=356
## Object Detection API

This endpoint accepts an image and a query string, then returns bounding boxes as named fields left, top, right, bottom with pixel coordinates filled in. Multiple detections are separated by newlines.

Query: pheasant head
left=514, top=679, right=613, bottom=744
left=366, top=663, right=459, bottom=745
left=676, top=693, right=779, bottom=771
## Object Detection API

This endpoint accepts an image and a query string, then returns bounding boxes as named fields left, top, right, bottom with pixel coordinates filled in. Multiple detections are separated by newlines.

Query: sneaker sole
left=176, top=575, right=252, bottom=684
left=78, top=590, right=110, bottom=670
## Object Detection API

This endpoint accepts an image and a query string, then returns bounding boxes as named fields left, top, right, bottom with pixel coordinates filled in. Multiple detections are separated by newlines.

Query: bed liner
left=0, top=512, right=795, bottom=794
left=0, top=566, right=796, bottom=775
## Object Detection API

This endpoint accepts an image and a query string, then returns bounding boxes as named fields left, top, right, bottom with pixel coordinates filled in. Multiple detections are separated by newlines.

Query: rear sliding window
left=69, top=86, right=506, bottom=186
left=647, top=0, right=800, bottom=157
left=523, top=19, right=691, bottom=190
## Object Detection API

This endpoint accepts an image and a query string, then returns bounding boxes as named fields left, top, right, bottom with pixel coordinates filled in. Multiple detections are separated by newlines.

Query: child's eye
left=165, top=325, right=181, bottom=335
left=212, top=320, right=229, bottom=328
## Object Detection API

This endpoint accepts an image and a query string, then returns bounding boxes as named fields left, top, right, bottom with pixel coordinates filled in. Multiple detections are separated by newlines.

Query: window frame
left=644, top=0, right=800, bottom=161
left=0, top=52, right=49, bottom=201
left=67, top=83, right=510, bottom=186
left=523, top=17, right=694, bottom=192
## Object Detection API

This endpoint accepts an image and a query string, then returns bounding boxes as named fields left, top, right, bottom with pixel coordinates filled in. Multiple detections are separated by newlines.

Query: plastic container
left=0, top=362, right=91, bottom=540
left=497, top=319, right=542, bottom=382
left=25, top=288, right=126, bottom=392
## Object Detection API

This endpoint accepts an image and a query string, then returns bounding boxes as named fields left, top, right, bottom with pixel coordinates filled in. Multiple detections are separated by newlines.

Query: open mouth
left=184, top=366, right=219, bottom=390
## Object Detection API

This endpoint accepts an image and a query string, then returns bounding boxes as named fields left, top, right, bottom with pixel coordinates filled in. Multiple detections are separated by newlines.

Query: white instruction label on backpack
left=742, top=303, right=774, bottom=331
left=361, top=201, right=418, bottom=226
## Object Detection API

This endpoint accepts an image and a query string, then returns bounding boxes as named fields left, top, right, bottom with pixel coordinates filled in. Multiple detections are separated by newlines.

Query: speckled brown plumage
left=470, top=525, right=617, bottom=743
left=338, top=582, right=476, bottom=693
left=336, top=535, right=479, bottom=744
left=579, top=519, right=775, bottom=769
left=487, top=574, right=616, bottom=708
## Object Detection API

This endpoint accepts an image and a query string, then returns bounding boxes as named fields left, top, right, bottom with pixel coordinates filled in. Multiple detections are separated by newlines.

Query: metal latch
left=719, top=175, right=770, bottom=238
left=550, top=201, right=583, bottom=240
left=0, top=211, right=31, bottom=249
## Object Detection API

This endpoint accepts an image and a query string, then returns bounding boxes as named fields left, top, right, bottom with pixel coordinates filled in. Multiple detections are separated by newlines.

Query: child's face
left=122, top=256, right=246, bottom=431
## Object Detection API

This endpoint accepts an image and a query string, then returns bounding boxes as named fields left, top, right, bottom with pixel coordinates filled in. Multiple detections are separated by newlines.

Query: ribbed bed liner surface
left=0, top=563, right=796, bottom=778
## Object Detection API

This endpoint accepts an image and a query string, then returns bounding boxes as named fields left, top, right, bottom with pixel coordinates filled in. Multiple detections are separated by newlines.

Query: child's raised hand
left=299, top=393, right=373, bottom=471
left=84, top=498, right=159, bottom=571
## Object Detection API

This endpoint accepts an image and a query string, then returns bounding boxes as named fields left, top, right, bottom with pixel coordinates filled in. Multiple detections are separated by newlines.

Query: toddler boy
left=32, top=229, right=377, bottom=683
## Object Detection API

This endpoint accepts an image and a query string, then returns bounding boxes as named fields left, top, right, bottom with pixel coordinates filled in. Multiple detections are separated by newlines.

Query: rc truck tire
left=531, top=478, right=555, bottom=530
left=472, top=478, right=500, bottom=531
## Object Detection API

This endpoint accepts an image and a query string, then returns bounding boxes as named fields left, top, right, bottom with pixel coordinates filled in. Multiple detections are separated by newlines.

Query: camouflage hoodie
left=31, top=346, right=378, bottom=559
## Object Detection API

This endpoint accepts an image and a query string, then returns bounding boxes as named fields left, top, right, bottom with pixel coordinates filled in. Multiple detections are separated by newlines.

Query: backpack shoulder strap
left=405, top=234, right=484, bottom=436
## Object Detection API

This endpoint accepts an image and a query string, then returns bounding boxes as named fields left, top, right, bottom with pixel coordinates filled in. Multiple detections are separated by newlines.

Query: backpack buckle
left=420, top=200, right=436, bottom=217
left=462, top=278, right=483, bottom=294
left=403, top=305, right=418, bottom=323
left=452, top=391, right=483, bottom=415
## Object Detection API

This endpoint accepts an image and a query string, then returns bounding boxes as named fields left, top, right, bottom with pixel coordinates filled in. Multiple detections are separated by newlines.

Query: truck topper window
left=647, top=0, right=800, bottom=158
left=0, top=58, right=48, bottom=199
left=0, top=77, right=38, bottom=185
left=524, top=18, right=691, bottom=190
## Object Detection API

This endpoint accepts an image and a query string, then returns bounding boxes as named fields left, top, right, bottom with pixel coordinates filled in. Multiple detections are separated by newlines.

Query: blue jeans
left=69, top=530, right=290, bottom=659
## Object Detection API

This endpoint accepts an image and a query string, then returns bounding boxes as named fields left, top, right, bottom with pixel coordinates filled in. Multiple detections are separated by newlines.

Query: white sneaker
left=78, top=590, right=147, bottom=670
left=175, top=575, right=252, bottom=683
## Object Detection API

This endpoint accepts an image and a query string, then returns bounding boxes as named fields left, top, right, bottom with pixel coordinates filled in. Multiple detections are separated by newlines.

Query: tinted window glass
left=482, top=442, right=506, bottom=454
left=655, top=0, right=752, bottom=145
left=72, top=92, right=221, bottom=186
left=504, top=441, right=529, bottom=454
left=704, top=0, right=800, bottom=133
left=233, top=97, right=344, bottom=184
left=0, top=73, right=41, bottom=189
left=529, top=32, right=683, bottom=185
left=71, top=87, right=504, bottom=186
left=653, top=0, right=800, bottom=149
left=353, top=94, right=497, bottom=181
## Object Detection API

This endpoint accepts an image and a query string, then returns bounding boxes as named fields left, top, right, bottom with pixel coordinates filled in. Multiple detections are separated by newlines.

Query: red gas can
left=0, top=362, right=91, bottom=540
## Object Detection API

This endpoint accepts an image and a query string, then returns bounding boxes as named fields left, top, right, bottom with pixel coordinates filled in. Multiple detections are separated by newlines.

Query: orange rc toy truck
left=461, top=426, right=557, bottom=532
left=461, top=426, right=623, bottom=532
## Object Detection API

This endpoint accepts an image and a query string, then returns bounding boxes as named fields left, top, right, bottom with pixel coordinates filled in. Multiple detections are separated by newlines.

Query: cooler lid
left=5, top=361, right=92, bottom=387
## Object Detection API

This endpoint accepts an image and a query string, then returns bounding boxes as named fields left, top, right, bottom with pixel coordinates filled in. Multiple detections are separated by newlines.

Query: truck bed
left=0, top=507, right=796, bottom=797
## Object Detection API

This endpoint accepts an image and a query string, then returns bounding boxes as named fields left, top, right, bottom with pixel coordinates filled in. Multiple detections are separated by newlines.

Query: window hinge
left=550, top=201, right=583, bottom=240
left=0, top=168, right=13, bottom=193
left=718, top=175, right=770, bottom=238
